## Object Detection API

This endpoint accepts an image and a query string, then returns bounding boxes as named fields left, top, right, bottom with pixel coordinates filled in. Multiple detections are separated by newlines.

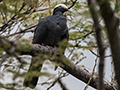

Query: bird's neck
left=53, top=11, right=63, bottom=15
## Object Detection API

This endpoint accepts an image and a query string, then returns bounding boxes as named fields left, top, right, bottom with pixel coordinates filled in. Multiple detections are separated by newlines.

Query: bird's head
left=53, top=4, right=68, bottom=15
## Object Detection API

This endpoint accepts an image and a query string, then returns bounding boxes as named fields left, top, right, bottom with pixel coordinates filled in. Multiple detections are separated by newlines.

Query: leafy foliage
left=0, top=0, right=119, bottom=90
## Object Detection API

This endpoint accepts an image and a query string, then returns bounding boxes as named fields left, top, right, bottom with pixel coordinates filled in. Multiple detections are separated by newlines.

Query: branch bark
left=16, top=44, right=117, bottom=90
left=88, top=0, right=105, bottom=89
left=96, top=0, right=120, bottom=89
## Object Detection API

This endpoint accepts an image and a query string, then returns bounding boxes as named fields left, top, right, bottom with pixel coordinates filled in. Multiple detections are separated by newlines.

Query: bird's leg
left=42, top=43, right=51, bottom=49
left=46, top=45, right=51, bottom=49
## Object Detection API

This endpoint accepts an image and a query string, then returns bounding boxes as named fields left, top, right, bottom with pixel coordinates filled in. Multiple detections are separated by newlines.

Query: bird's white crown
left=55, top=4, right=68, bottom=9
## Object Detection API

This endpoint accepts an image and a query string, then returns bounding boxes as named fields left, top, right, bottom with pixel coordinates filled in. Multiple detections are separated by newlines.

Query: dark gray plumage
left=23, top=4, right=69, bottom=88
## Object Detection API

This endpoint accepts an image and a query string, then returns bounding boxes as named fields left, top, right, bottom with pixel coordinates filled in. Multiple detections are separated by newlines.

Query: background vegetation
left=0, top=0, right=120, bottom=90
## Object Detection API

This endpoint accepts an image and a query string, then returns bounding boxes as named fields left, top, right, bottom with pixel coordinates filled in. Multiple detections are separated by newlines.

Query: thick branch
left=17, top=44, right=58, bottom=55
left=88, top=0, right=105, bottom=89
left=96, top=0, right=120, bottom=89
left=16, top=44, right=117, bottom=90
left=55, top=55, right=116, bottom=90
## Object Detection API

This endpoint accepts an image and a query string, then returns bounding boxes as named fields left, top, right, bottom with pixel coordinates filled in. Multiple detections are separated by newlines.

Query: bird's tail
left=23, top=57, right=43, bottom=89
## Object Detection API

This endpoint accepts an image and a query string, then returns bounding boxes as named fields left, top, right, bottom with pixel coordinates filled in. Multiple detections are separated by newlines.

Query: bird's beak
left=64, top=10, right=69, bottom=16
left=66, top=8, right=69, bottom=11
left=66, top=8, right=70, bottom=13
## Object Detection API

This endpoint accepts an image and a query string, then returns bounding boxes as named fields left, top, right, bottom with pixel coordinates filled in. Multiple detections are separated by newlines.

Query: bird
left=23, top=4, right=69, bottom=89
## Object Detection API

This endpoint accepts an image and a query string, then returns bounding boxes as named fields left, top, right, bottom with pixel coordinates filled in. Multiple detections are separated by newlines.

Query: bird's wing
left=65, top=28, right=69, bottom=40
left=61, top=27, right=69, bottom=40
left=32, top=19, right=48, bottom=44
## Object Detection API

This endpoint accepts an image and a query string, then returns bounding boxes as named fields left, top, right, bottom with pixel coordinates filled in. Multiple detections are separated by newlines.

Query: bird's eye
left=59, top=6, right=62, bottom=7
left=57, top=22, right=59, bottom=25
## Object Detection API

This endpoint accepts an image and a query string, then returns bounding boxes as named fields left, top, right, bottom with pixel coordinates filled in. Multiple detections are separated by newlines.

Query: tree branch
left=88, top=0, right=105, bottom=89
left=96, top=0, right=120, bottom=89
left=68, top=0, right=77, bottom=9
left=16, top=44, right=117, bottom=90
left=0, top=2, right=25, bottom=31
left=58, top=79, right=68, bottom=90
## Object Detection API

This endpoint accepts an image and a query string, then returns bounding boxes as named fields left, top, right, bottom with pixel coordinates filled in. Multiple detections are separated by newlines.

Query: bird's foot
left=46, top=45, right=51, bottom=49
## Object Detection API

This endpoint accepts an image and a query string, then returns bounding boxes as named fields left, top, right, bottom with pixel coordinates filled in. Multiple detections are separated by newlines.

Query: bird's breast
left=47, top=19, right=67, bottom=36
left=43, top=15, right=68, bottom=46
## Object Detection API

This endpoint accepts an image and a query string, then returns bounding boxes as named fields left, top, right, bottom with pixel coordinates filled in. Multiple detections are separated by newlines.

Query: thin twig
left=7, top=24, right=37, bottom=37
left=84, top=56, right=98, bottom=90
left=47, top=70, right=68, bottom=90
left=68, top=0, right=77, bottom=9
left=89, top=50, right=112, bottom=58
left=0, top=2, right=25, bottom=31
left=58, top=79, right=68, bottom=90
left=1, top=64, right=27, bottom=71
left=0, top=54, right=9, bottom=68
left=83, top=30, right=94, bottom=38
